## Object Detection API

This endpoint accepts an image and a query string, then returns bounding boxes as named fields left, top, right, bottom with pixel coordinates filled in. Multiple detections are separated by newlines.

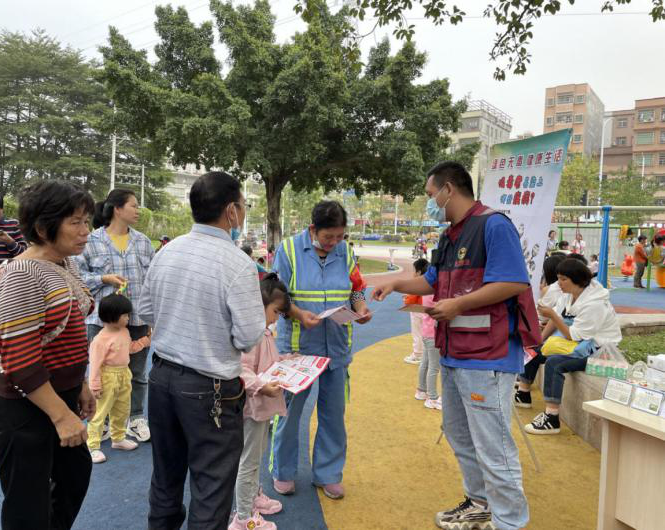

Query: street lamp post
left=597, top=117, right=613, bottom=218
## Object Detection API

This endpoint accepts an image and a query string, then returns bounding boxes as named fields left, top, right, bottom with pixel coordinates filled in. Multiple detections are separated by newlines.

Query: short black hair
left=260, top=273, right=291, bottom=313
left=241, top=244, right=253, bottom=257
left=311, top=200, right=347, bottom=230
left=638, top=235, right=647, bottom=242
left=19, top=180, right=95, bottom=245
left=426, top=161, right=474, bottom=198
left=591, top=254, right=598, bottom=261
left=548, top=230, right=557, bottom=237
left=543, top=254, right=566, bottom=285
left=92, top=189, right=136, bottom=229
left=0, top=194, right=4, bottom=209
left=558, top=240, right=569, bottom=249
left=98, top=294, right=133, bottom=324
left=190, top=171, right=241, bottom=224
left=566, top=253, right=588, bottom=265
left=557, top=258, right=592, bottom=288
left=413, top=258, right=430, bottom=275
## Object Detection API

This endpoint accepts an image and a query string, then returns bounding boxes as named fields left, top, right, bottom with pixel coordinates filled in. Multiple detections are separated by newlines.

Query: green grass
left=357, top=257, right=392, bottom=274
left=620, top=330, right=665, bottom=364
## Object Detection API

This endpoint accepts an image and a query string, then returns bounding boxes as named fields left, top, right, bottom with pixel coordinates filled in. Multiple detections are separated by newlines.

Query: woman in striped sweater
left=0, top=181, right=96, bottom=530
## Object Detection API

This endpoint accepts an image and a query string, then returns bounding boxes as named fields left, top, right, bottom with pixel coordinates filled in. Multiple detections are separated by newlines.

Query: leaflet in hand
left=259, top=355, right=331, bottom=394
left=399, top=304, right=428, bottom=314
left=317, top=305, right=370, bottom=325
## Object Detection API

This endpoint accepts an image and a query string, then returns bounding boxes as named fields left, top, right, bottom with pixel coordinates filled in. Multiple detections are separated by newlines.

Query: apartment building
left=450, top=99, right=512, bottom=196
left=543, top=84, right=605, bottom=157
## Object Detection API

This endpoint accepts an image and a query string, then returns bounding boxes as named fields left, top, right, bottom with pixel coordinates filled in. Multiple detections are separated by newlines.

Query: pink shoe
left=318, top=483, right=344, bottom=500
left=272, top=479, right=295, bottom=495
left=253, top=487, right=283, bottom=515
left=111, top=438, right=139, bottom=451
left=228, top=512, right=276, bottom=530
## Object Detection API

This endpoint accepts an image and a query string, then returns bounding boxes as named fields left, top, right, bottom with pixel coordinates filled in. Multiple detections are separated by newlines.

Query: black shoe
left=514, top=390, right=532, bottom=409
left=525, top=412, right=561, bottom=435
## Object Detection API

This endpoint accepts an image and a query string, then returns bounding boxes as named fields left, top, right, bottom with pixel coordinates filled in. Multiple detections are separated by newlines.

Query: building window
left=661, top=109, right=665, bottom=121
left=617, top=118, right=628, bottom=128
left=572, top=134, right=583, bottom=143
left=546, top=98, right=555, bottom=107
left=574, top=114, right=584, bottom=124
left=636, top=132, right=655, bottom=145
left=546, top=116, right=554, bottom=126
left=634, top=153, right=653, bottom=166
left=656, top=175, right=665, bottom=185
left=465, top=119, right=479, bottom=130
left=615, top=137, right=627, bottom=146
left=660, top=153, right=665, bottom=166
left=556, top=112, right=573, bottom=124
left=638, top=109, right=655, bottom=123
left=661, top=131, right=665, bottom=144
left=575, top=95, right=585, bottom=104
left=557, top=93, right=574, bottom=104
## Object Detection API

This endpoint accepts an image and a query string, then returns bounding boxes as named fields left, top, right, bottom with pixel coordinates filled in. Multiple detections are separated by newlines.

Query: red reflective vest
left=432, top=201, right=542, bottom=361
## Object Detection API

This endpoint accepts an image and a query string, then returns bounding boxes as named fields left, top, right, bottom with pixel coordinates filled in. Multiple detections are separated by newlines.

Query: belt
left=152, top=354, right=240, bottom=383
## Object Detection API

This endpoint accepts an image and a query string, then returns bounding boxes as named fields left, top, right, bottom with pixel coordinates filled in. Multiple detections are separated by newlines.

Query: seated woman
left=537, top=254, right=566, bottom=328
left=515, top=258, right=622, bottom=434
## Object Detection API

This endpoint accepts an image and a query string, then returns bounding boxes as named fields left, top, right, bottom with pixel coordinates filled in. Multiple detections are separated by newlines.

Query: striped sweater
left=0, top=258, right=93, bottom=399
left=0, top=217, right=28, bottom=261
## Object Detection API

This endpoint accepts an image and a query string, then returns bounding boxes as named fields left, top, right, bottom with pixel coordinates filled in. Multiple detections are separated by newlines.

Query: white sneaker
left=404, top=353, right=422, bottom=365
left=415, top=389, right=428, bottom=400
left=112, top=438, right=139, bottom=451
left=101, top=423, right=111, bottom=441
left=425, top=397, right=442, bottom=410
left=126, top=417, right=151, bottom=442
left=90, top=449, right=106, bottom=464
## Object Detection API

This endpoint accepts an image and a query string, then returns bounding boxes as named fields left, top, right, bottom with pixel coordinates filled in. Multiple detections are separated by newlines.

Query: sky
left=2, top=0, right=663, bottom=136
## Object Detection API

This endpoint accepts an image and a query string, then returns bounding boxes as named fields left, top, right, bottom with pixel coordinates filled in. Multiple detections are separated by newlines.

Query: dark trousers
left=148, top=356, right=245, bottom=530
left=634, top=261, right=646, bottom=287
left=88, top=324, right=150, bottom=417
left=0, top=386, right=92, bottom=530
left=519, top=352, right=588, bottom=404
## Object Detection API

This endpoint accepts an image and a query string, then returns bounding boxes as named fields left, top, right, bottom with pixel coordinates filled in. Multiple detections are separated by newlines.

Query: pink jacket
left=240, top=330, right=287, bottom=422
left=421, top=295, right=437, bottom=339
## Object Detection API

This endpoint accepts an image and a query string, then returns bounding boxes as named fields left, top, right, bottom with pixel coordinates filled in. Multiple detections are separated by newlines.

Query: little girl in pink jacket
left=230, top=274, right=290, bottom=530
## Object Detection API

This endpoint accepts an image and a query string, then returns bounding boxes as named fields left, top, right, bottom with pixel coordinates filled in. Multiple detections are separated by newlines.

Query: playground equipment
left=554, top=206, right=665, bottom=290
left=620, top=254, right=635, bottom=279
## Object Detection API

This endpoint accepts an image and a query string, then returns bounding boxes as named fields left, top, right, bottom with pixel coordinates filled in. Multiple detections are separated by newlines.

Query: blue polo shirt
left=424, top=214, right=529, bottom=373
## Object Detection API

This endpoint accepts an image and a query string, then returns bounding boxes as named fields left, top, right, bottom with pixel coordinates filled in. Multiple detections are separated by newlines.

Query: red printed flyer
left=259, top=355, right=331, bottom=394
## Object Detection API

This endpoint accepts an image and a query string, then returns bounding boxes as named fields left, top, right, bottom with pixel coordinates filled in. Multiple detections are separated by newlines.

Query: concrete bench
left=531, top=314, right=665, bottom=450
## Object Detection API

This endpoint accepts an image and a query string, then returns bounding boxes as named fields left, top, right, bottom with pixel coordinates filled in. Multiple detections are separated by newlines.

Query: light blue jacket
left=274, top=229, right=356, bottom=369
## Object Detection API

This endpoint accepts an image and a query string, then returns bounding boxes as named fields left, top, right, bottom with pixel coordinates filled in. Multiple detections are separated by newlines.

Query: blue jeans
left=441, top=366, right=528, bottom=530
left=272, top=365, right=347, bottom=485
left=543, top=355, right=588, bottom=404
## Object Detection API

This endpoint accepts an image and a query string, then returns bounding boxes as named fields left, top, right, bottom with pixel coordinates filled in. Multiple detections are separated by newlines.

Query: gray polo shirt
left=138, top=223, right=265, bottom=380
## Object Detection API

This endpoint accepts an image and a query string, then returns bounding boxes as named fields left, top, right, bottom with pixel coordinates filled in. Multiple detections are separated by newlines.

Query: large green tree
left=601, top=162, right=657, bottom=225
left=100, top=1, right=466, bottom=246
left=295, top=0, right=665, bottom=80
left=0, top=30, right=172, bottom=205
left=555, top=154, right=599, bottom=221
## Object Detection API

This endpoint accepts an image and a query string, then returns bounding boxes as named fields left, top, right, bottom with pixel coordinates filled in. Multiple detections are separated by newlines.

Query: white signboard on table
left=480, top=129, right=572, bottom=301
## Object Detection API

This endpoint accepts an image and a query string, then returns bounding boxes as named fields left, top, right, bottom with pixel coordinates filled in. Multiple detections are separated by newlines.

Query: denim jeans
left=88, top=324, right=150, bottom=418
left=418, top=338, right=440, bottom=399
left=441, top=366, right=528, bottom=530
left=542, top=355, right=588, bottom=404
left=518, top=352, right=546, bottom=385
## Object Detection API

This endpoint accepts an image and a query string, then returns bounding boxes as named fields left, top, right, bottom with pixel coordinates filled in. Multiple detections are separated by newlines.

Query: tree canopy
left=101, top=0, right=468, bottom=246
left=295, top=0, right=665, bottom=80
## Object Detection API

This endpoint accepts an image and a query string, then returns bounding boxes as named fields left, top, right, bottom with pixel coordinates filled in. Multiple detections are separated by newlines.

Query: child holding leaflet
left=229, top=273, right=290, bottom=530
left=87, top=294, right=151, bottom=463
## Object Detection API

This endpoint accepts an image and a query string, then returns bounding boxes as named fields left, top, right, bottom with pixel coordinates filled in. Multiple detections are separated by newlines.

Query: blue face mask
left=230, top=227, right=241, bottom=241
left=426, top=187, right=450, bottom=223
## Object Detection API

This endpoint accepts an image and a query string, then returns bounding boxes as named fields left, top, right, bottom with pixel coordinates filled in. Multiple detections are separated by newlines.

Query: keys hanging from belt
left=209, top=378, right=245, bottom=429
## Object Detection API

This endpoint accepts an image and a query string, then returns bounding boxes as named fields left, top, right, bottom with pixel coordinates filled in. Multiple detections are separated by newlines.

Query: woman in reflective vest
left=271, top=200, right=371, bottom=500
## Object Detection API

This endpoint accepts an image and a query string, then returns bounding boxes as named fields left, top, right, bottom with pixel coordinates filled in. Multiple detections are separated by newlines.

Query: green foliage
left=620, top=330, right=665, bottom=365
left=136, top=204, right=193, bottom=240
left=100, top=1, right=466, bottom=246
left=601, top=162, right=657, bottom=225
left=295, top=0, right=665, bottom=80
left=556, top=155, right=599, bottom=221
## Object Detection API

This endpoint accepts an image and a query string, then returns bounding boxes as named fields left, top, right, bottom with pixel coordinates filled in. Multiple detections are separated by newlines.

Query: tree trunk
left=265, top=177, right=286, bottom=249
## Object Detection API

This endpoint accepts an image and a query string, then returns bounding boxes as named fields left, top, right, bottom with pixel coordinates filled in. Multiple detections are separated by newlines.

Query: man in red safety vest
left=373, top=161, right=541, bottom=530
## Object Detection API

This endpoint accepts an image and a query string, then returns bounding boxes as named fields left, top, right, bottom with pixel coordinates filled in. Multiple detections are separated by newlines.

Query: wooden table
left=583, top=399, right=665, bottom=530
